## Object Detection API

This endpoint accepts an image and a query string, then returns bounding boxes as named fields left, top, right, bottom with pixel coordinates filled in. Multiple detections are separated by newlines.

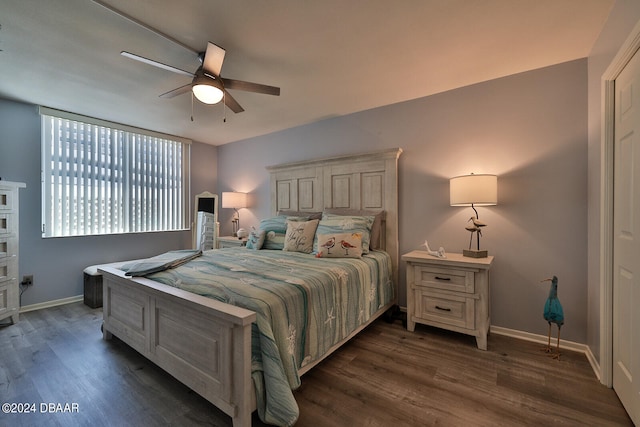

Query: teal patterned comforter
left=145, top=247, right=394, bottom=426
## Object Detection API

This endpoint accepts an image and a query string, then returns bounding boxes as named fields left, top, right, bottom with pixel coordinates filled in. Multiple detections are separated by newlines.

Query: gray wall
left=0, top=98, right=218, bottom=306
left=218, top=59, right=589, bottom=343
left=586, top=1, right=640, bottom=364
left=7, top=5, right=636, bottom=347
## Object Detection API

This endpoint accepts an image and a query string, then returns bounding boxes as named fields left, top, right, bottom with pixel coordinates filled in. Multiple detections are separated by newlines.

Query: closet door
left=613, top=46, right=640, bottom=426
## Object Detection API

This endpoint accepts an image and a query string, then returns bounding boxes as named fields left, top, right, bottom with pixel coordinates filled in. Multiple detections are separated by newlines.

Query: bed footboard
left=99, top=267, right=257, bottom=427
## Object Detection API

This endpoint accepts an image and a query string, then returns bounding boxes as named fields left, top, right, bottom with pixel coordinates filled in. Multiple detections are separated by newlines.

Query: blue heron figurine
left=540, top=276, right=564, bottom=359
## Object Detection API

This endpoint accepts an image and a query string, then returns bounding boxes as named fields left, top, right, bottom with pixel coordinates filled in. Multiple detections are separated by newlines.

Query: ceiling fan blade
left=121, top=51, right=194, bottom=77
left=92, top=0, right=198, bottom=55
left=159, top=84, right=192, bottom=99
left=203, top=42, right=226, bottom=76
left=222, top=90, right=244, bottom=113
left=221, top=78, right=280, bottom=96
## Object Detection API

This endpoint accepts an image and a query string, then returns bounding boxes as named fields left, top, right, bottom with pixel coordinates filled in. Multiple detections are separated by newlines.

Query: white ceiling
left=0, top=0, right=613, bottom=146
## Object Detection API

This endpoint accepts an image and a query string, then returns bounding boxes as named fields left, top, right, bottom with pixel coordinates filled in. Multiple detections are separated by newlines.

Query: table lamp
left=450, top=173, right=497, bottom=258
left=222, top=191, right=247, bottom=237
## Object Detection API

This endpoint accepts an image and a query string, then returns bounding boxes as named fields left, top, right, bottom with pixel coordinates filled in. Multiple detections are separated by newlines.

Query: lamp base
left=463, top=249, right=488, bottom=258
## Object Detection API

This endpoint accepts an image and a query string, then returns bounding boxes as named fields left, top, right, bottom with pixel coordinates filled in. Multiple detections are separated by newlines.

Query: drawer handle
left=434, top=276, right=451, bottom=281
left=435, top=305, right=451, bottom=312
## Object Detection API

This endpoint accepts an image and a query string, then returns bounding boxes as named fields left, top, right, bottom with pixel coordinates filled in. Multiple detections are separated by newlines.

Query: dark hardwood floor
left=0, top=302, right=632, bottom=426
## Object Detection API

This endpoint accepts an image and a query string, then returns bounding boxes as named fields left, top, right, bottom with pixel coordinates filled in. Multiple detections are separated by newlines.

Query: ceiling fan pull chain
left=190, top=92, right=194, bottom=122
left=223, top=91, right=227, bottom=123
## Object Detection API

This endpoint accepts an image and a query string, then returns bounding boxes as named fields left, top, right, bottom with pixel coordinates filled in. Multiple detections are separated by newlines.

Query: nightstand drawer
left=413, top=265, right=475, bottom=294
left=414, top=290, right=475, bottom=329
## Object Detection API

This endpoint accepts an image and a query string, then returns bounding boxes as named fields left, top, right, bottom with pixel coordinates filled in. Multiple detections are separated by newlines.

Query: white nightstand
left=218, top=236, right=247, bottom=248
left=402, top=250, right=493, bottom=350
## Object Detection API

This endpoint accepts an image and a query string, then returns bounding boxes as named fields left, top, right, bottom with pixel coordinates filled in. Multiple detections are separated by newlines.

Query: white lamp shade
left=222, top=192, right=247, bottom=209
left=450, top=174, right=497, bottom=206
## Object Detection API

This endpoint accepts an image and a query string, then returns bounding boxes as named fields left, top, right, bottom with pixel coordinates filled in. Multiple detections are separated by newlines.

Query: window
left=40, top=108, right=190, bottom=237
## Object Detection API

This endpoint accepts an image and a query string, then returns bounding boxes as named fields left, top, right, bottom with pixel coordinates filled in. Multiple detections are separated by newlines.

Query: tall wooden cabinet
left=0, top=181, right=25, bottom=324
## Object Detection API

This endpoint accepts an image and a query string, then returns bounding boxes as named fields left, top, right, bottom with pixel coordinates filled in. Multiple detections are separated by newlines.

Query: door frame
left=600, top=19, right=640, bottom=387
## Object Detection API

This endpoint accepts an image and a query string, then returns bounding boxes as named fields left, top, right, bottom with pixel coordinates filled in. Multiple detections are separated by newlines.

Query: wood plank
left=0, top=303, right=632, bottom=426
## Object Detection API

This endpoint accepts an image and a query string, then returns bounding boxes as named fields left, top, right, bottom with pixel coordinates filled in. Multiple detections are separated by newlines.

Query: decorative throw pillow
left=259, top=216, right=288, bottom=250
left=316, top=232, right=363, bottom=258
left=259, top=215, right=311, bottom=250
left=283, top=219, right=319, bottom=253
left=314, top=214, right=374, bottom=254
left=246, top=228, right=266, bottom=250
left=324, top=208, right=385, bottom=250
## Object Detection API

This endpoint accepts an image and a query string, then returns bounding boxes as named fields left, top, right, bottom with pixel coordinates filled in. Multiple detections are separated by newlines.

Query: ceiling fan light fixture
left=192, top=70, right=224, bottom=104
left=192, top=84, right=223, bottom=104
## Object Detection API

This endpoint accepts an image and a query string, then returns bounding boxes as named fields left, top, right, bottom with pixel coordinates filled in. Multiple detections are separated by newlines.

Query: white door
left=613, top=46, right=640, bottom=426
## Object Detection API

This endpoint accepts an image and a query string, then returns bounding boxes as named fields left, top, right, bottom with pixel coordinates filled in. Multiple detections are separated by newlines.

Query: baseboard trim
left=20, top=295, right=84, bottom=313
left=584, top=344, right=602, bottom=383
left=490, top=325, right=587, bottom=353
left=399, top=306, right=593, bottom=355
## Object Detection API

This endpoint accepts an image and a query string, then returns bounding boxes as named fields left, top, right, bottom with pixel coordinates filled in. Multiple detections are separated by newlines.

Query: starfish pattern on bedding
left=369, top=282, right=377, bottom=302
left=325, top=307, right=336, bottom=328
left=329, top=267, right=348, bottom=284
left=287, top=324, right=296, bottom=356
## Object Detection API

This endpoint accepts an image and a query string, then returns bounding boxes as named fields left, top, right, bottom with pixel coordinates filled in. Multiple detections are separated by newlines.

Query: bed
left=99, top=148, right=402, bottom=427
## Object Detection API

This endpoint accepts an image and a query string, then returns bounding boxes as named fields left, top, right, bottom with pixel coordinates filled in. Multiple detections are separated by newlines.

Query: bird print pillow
left=316, top=232, right=363, bottom=258
left=314, top=214, right=374, bottom=254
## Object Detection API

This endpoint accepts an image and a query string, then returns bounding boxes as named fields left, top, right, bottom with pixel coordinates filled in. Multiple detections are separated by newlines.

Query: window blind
left=40, top=108, right=190, bottom=237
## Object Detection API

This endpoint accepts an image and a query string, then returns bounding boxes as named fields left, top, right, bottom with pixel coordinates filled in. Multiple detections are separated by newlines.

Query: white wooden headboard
left=266, top=148, right=403, bottom=286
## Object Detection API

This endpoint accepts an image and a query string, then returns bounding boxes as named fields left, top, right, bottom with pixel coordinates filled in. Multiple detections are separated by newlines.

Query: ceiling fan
left=92, top=0, right=280, bottom=114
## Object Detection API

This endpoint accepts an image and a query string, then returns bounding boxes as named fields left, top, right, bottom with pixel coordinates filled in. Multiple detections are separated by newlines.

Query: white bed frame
left=100, top=148, right=402, bottom=427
